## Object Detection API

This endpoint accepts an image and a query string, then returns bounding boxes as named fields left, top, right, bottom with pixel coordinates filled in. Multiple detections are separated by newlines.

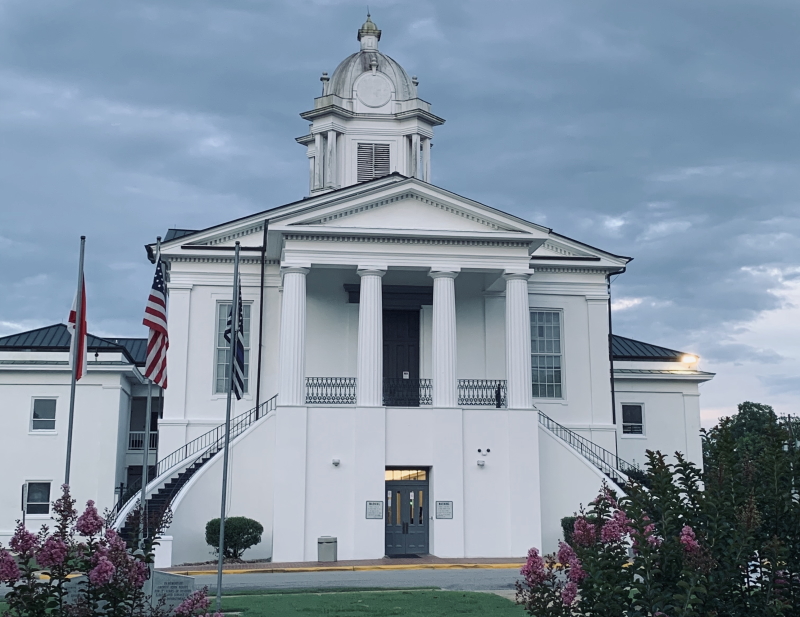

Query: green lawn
left=220, top=589, right=524, bottom=616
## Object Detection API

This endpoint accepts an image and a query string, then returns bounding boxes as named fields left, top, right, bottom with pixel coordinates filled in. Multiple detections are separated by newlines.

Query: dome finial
left=358, top=11, right=381, bottom=49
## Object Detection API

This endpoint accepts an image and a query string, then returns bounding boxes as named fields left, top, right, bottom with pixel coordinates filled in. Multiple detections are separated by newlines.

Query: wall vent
left=357, top=143, right=390, bottom=182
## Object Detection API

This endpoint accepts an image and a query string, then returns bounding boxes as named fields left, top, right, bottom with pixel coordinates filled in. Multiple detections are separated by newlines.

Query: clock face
left=356, top=73, right=393, bottom=108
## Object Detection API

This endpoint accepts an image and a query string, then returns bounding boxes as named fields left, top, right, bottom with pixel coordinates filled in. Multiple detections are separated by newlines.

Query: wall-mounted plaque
left=435, top=501, right=453, bottom=519
left=365, top=500, right=384, bottom=519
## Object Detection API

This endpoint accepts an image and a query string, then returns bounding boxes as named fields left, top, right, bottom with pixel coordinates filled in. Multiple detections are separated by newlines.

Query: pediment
left=533, top=240, right=595, bottom=258
left=278, top=186, right=546, bottom=237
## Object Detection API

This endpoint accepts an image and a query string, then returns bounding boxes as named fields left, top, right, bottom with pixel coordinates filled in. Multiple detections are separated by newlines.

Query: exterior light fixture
left=477, top=460, right=485, bottom=467
left=681, top=354, right=698, bottom=363
left=332, top=459, right=340, bottom=467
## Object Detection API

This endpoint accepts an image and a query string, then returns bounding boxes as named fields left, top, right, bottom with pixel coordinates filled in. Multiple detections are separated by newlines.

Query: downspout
left=254, top=220, right=269, bottom=418
left=607, top=268, right=626, bottom=458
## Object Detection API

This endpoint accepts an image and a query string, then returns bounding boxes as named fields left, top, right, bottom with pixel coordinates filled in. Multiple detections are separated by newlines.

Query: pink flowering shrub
left=0, top=484, right=219, bottom=617
left=516, top=544, right=587, bottom=617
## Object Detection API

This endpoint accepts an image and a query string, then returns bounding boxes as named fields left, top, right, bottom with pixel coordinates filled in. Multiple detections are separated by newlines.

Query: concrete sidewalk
left=164, top=555, right=524, bottom=576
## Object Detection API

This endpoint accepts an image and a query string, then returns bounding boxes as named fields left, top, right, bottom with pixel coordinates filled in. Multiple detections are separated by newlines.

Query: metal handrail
left=458, top=379, right=506, bottom=407
left=306, top=377, right=357, bottom=404
left=109, top=394, right=278, bottom=523
left=537, top=410, right=637, bottom=485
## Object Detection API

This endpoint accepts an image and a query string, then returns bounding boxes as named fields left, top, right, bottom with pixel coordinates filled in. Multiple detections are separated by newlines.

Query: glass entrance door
left=385, top=469, right=429, bottom=556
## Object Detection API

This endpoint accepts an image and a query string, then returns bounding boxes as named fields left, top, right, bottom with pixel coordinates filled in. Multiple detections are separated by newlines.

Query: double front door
left=385, top=469, right=429, bottom=556
left=383, top=310, right=421, bottom=406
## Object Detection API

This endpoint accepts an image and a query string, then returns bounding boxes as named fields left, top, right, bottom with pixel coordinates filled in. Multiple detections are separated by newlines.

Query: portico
left=277, top=261, right=534, bottom=411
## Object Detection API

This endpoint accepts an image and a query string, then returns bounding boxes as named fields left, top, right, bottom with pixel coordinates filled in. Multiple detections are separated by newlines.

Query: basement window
left=357, top=143, right=390, bottom=182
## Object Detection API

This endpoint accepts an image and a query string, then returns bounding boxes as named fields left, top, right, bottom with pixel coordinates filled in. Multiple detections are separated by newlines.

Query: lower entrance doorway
left=385, top=468, right=429, bottom=556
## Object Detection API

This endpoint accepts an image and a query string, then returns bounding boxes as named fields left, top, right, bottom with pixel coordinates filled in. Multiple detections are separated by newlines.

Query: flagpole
left=216, top=241, right=240, bottom=612
left=138, top=236, right=160, bottom=547
left=64, top=236, right=86, bottom=486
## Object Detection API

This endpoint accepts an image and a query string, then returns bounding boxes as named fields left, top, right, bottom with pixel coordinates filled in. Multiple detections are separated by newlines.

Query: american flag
left=67, top=280, right=87, bottom=380
left=223, top=281, right=245, bottom=400
left=143, top=257, right=168, bottom=388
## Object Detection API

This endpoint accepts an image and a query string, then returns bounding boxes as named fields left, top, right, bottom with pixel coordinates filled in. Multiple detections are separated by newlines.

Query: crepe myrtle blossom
left=75, top=500, right=104, bottom=537
left=557, top=541, right=587, bottom=582
left=9, top=522, right=38, bottom=557
left=173, top=587, right=220, bottom=617
left=572, top=516, right=597, bottom=546
left=561, top=580, right=579, bottom=606
left=36, top=536, right=68, bottom=568
left=88, top=556, right=115, bottom=586
left=519, top=547, right=547, bottom=587
left=680, top=525, right=701, bottom=554
left=601, top=509, right=632, bottom=544
left=0, top=549, right=20, bottom=583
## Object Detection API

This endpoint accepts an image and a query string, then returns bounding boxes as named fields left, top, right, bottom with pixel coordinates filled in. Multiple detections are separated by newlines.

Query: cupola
left=296, top=15, right=445, bottom=195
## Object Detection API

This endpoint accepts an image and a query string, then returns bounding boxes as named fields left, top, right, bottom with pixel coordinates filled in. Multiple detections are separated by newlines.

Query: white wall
left=168, top=413, right=276, bottom=565
left=614, top=378, right=704, bottom=468
left=539, top=426, right=619, bottom=554
left=0, top=365, right=131, bottom=543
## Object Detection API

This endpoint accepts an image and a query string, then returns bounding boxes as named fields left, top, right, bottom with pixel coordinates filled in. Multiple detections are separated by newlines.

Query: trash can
left=317, top=536, right=337, bottom=562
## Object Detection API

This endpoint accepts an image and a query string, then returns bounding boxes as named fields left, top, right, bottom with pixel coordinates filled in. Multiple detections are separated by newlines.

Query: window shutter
left=357, top=143, right=391, bottom=182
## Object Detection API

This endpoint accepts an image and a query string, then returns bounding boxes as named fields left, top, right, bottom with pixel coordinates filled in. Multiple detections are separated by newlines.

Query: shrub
left=517, top=401, right=800, bottom=617
left=205, top=517, right=263, bottom=559
left=0, top=484, right=218, bottom=616
left=560, top=516, right=576, bottom=546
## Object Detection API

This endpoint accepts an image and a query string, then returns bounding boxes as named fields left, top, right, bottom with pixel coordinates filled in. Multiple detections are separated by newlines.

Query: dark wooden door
left=385, top=481, right=429, bottom=556
left=383, top=310, right=420, bottom=406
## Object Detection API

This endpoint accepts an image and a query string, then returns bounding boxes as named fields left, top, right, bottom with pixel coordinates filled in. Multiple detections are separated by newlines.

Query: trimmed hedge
left=205, top=516, right=263, bottom=559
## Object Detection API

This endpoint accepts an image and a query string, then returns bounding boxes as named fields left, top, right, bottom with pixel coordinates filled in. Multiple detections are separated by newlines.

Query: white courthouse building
left=0, top=17, right=714, bottom=565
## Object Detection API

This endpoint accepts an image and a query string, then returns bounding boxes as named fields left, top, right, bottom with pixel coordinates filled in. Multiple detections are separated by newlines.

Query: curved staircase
left=537, top=410, right=639, bottom=487
left=112, top=394, right=278, bottom=544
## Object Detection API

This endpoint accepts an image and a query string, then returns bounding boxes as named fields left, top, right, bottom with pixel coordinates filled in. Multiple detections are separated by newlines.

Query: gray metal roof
left=163, top=228, right=198, bottom=242
left=0, top=324, right=142, bottom=366
left=611, top=335, right=685, bottom=361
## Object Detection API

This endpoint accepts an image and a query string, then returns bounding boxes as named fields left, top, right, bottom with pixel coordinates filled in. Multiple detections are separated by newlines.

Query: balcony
left=304, top=378, right=506, bottom=407
left=128, top=431, right=158, bottom=451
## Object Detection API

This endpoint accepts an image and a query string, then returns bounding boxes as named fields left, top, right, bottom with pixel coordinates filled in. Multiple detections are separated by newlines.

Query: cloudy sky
left=1, top=0, right=798, bottom=424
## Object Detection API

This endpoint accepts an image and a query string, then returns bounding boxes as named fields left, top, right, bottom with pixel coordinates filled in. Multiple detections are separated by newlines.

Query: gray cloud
left=0, top=0, right=799, bottom=413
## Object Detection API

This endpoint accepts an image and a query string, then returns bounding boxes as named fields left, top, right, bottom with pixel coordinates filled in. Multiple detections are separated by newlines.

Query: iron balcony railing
left=537, top=410, right=638, bottom=486
left=383, top=378, right=432, bottom=407
left=458, top=379, right=506, bottom=407
left=109, top=394, right=278, bottom=523
left=128, top=431, right=159, bottom=451
left=306, top=377, right=357, bottom=404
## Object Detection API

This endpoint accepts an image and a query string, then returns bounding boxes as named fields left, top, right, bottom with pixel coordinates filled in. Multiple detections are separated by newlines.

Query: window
left=25, top=482, right=51, bottom=515
left=357, top=143, right=390, bottom=182
left=622, top=404, right=644, bottom=435
left=531, top=310, right=563, bottom=398
left=31, top=399, right=56, bottom=431
left=214, top=302, right=251, bottom=394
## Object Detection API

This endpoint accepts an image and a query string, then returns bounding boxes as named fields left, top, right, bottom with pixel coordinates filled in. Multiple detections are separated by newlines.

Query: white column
left=429, top=269, right=459, bottom=407
left=422, top=137, right=431, bottom=182
left=278, top=267, right=309, bottom=406
left=356, top=268, right=386, bottom=406
left=504, top=271, right=532, bottom=409
left=313, top=134, right=323, bottom=190
left=325, top=130, right=337, bottom=188
left=411, top=133, right=421, bottom=179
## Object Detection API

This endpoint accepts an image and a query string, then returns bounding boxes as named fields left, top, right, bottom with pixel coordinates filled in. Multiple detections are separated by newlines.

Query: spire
left=358, top=12, right=381, bottom=50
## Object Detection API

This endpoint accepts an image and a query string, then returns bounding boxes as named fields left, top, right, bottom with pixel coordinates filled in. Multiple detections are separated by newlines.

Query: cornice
left=299, top=104, right=445, bottom=126
left=284, top=233, right=529, bottom=248
left=533, top=266, right=613, bottom=274
left=164, top=256, right=278, bottom=265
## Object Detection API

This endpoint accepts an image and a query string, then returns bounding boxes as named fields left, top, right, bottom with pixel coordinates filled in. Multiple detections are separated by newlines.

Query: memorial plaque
left=435, top=501, right=453, bottom=519
left=62, top=575, right=87, bottom=605
left=365, top=500, right=384, bottom=519
left=148, top=571, right=195, bottom=611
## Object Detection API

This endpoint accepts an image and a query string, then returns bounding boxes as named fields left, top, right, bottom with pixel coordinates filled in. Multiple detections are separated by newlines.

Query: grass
left=219, top=589, right=524, bottom=616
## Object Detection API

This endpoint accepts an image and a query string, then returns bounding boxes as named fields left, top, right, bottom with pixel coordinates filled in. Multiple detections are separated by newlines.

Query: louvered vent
left=357, top=143, right=390, bottom=182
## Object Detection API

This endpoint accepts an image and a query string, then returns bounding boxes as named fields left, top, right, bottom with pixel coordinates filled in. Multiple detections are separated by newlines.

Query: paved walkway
left=165, top=555, right=524, bottom=575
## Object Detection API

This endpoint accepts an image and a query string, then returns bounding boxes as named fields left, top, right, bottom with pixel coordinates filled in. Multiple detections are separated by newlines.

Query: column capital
left=357, top=266, right=387, bottom=277
left=281, top=266, right=310, bottom=276
left=429, top=267, right=460, bottom=280
left=503, top=269, right=532, bottom=282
